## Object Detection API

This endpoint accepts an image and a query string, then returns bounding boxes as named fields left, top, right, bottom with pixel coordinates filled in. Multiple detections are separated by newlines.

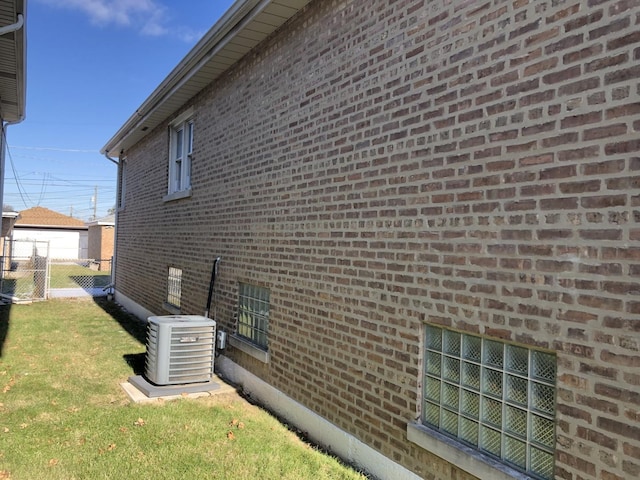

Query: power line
left=9, top=145, right=99, bottom=153
left=3, top=129, right=33, bottom=208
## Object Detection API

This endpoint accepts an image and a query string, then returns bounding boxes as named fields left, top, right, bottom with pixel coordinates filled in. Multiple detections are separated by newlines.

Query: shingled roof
left=15, top=206, right=87, bottom=229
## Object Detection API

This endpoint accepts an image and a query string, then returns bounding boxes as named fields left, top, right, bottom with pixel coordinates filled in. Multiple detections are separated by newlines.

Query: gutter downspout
left=104, top=152, right=120, bottom=299
left=0, top=13, right=27, bottom=270
left=0, top=13, right=24, bottom=36
left=104, top=152, right=118, bottom=165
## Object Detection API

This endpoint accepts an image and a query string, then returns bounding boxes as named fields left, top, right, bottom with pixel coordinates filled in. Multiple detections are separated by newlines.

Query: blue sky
left=5, top=0, right=235, bottom=220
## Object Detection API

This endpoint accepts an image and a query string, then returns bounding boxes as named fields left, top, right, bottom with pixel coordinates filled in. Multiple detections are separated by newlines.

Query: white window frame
left=168, top=109, right=194, bottom=196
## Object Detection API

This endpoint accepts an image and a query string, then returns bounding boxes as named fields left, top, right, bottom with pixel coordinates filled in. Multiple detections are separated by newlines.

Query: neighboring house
left=13, top=206, right=88, bottom=259
left=1, top=210, right=18, bottom=270
left=87, top=214, right=114, bottom=271
left=0, top=0, right=26, bottom=242
left=1, top=210, right=18, bottom=239
left=102, top=2, right=640, bottom=480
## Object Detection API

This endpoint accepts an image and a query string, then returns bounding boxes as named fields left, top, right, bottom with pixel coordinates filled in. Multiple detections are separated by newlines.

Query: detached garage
left=12, top=206, right=87, bottom=259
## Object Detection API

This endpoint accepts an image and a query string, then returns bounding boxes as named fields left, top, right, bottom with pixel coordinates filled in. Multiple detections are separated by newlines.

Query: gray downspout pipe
left=104, top=152, right=120, bottom=297
left=0, top=13, right=24, bottom=36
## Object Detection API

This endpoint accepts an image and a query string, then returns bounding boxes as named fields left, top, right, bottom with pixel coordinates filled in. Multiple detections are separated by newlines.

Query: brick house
left=102, top=1, right=640, bottom=479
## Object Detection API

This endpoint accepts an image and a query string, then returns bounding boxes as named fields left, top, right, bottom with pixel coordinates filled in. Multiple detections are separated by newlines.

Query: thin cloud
left=35, top=0, right=198, bottom=40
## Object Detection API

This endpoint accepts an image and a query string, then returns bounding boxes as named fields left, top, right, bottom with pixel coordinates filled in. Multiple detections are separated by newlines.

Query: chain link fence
left=1, top=240, right=50, bottom=302
left=48, top=258, right=112, bottom=297
left=1, top=239, right=112, bottom=302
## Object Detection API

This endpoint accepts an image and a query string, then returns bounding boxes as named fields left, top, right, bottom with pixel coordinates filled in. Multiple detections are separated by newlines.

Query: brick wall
left=88, top=224, right=114, bottom=270
left=116, top=0, right=640, bottom=478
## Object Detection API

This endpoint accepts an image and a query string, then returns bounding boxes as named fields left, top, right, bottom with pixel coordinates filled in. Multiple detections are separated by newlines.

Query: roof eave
left=101, top=0, right=310, bottom=157
left=1, top=0, right=26, bottom=124
left=14, top=224, right=88, bottom=230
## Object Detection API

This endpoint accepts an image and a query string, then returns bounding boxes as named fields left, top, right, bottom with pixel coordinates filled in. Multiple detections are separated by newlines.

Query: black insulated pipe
left=204, top=256, right=221, bottom=319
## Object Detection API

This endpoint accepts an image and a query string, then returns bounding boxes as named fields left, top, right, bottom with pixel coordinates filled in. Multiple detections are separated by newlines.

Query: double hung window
left=169, top=111, right=193, bottom=194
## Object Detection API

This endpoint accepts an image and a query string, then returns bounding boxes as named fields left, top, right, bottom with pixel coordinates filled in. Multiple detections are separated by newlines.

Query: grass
left=48, top=263, right=111, bottom=289
left=1, top=264, right=110, bottom=300
left=0, top=298, right=369, bottom=480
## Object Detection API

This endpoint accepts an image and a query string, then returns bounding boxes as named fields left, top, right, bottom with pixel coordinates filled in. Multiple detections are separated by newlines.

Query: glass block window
left=237, top=283, right=270, bottom=350
left=423, top=325, right=556, bottom=480
left=166, top=267, right=182, bottom=308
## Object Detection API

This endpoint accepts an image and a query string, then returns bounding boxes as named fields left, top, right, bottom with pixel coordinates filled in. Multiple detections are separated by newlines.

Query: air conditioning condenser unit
left=145, top=315, right=216, bottom=386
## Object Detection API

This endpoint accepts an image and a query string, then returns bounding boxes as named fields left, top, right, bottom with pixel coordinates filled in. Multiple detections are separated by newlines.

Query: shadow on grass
left=123, top=352, right=146, bottom=375
left=0, top=304, right=10, bottom=357
left=92, top=296, right=148, bottom=376
left=92, top=296, right=147, bottom=344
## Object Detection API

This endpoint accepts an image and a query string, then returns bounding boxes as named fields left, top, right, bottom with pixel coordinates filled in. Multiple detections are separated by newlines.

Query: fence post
left=33, top=255, right=47, bottom=299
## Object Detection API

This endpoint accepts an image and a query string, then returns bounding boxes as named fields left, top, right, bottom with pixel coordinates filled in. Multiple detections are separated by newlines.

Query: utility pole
left=93, top=185, right=98, bottom=220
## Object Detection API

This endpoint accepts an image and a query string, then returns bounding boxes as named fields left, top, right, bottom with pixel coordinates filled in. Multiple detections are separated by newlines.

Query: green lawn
left=1, top=264, right=111, bottom=300
left=48, top=263, right=112, bottom=289
left=0, top=298, right=368, bottom=480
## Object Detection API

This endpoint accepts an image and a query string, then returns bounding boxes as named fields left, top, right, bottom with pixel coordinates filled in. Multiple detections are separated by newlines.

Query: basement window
left=236, top=283, right=270, bottom=350
left=228, top=283, right=270, bottom=363
left=410, top=326, right=557, bottom=480
left=166, top=267, right=182, bottom=311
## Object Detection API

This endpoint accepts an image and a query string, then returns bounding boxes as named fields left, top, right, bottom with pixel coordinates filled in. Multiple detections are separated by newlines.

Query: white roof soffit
left=0, top=0, right=26, bottom=123
left=101, top=0, right=311, bottom=156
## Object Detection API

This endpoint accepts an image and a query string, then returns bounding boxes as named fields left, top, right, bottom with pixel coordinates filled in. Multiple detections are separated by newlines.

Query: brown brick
left=540, top=197, right=579, bottom=210
left=542, top=132, right=579, bottom=148
left=543, top=65, right=581, bottom=84
left=601, top=350, right=640, bottom=367
left=605, top=139, right=640, bottom=155
left=559, top=180, right=601, bottom=193
left=558, top=145, right=600, bottom=162
left=565, top=10, right=604, bottom=32
left=576, top=425, right=618, bottom=449
left=578, top=295, right=624, bottom=311
left=558, top=76, right=600, bottom=96
left=508, top=19, right=541, bottom=40
left=598, top=416, right=640, bottom=440
left=595, top=383, right=640, bottom=405
left=560, top=111, right=602, bottom=128
left=546, top=33, right=583, bottom=53
left=557, top=403, right=592, bottom=422
left=605, top=65, right=640, bottom=85
left=583, top=123, right=627, bottom=140
left=579, top=362, right=618, bottom=379
left=579, top=229, right=622, bottom=240
left=563, top=43, right=604, bottom=64
left=581, top=195, right=627, bottom=209
left=605, top=102, right=640, bottom=119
